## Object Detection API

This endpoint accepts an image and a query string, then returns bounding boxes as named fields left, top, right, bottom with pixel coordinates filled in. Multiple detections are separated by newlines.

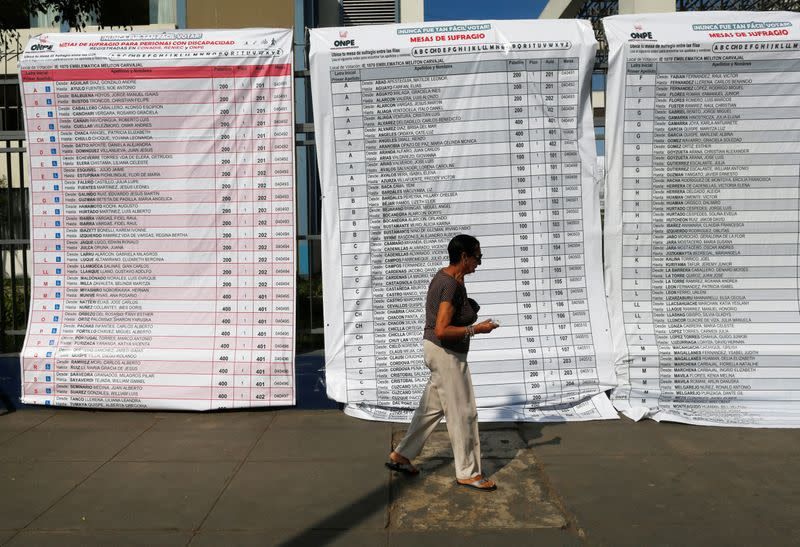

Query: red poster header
left=21, top=64, right=292, bottom=82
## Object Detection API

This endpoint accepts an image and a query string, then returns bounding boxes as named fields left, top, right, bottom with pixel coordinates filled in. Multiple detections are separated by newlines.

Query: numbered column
left=524, top=59, right=548, bottom=410
left=558, top=57, right=580, bottom=402
left=212, top=67, right=237, bottom=408
left=250, top=68, right=273, bottom=404
left=507, top=59, right=535, bottom=403
left=269, top=66, right=295, bottom=404
left=232, top=68, right=255, bottom=406
left=541, top=58, right=565, bottom=399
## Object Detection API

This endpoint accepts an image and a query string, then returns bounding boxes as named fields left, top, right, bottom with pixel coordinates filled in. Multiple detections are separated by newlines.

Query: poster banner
left=604, top=12, right=800, bottom=427
left=310, top=20, right=618, bottom=421
left=19, top=29, right=297, bottom=410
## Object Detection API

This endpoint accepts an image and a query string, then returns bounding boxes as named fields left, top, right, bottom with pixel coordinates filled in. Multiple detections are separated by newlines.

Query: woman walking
left=386, top=234, right=499, bottom=491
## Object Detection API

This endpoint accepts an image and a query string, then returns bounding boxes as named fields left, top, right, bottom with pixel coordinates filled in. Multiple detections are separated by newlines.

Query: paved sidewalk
left=0, top=407, right=798, bottom=546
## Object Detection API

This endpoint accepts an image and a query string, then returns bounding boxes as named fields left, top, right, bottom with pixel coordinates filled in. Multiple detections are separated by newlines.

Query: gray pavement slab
left=5, top=531, right=193, bottom=546
left=0, top=412, right=156, bottom=462
left=268, top=409, right=384, bottom=430
left=389, top=454, right=567, bottom=530
left=521, top=418, right=800, bottom=545
left=576, top=522, right=794, bottom=547
left=388, top=430, right=566, bottom=531
left=27, top=461, right=238, bottom=531
left=523, top=418, right=800, bottom=458
left=0, top=410, right=55, bottom=446
left=1, top=408, right=799, bottom=546
left=537, top=453, right=800, bottom=546
left=0, top=462, right=102, bottom=530
left=772, top=523, right=800, bottom=546
left=388, top=529, right=583, bottom=547
left=657, top=422, right=800, bottom=456
left=190, top=529, right=388, bottom=547
left=250, top=420, right=390, bottom=461
left=23, top=411, right=155, bottom=430
left=519, top=419, right=673, bottom=457
left=114, top=412, right=273, bottom=462
left=541, top=454, right=716, bottom=527
left=404, top=425, right=527, bottom=461
left=203, top=460, right=389, bottom=531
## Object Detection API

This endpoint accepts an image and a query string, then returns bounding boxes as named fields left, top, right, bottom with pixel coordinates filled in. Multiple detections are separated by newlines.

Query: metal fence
left=0, top=72, right=29, bottom=353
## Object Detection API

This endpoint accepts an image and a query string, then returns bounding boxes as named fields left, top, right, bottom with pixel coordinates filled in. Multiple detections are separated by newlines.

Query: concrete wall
left=400, top=0, right=423, bottom=23
left=619, top=0, right=675, bottom=14
left=187, top=0, right=294, bottom=29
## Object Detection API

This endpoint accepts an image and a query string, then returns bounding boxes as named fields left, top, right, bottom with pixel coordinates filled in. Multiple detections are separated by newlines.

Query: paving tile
left=658, top=423, right=800, bottom=456
left=202, top=460, right=389, bottom=531
left=0, top=411, right=157, bottom=462
left=30, top=411, right=155, bottom=429
left=519, top=419, right=672, bottom=457
left=388, top=448, right=565, bottom=531
left=249, top=423, right=391, bottom=461
left=1, top=408, right=796, bottom=547
left=190, top=529, right=387, bottom=547
left=770, top=522, right=800, bottom=546
left=389, top=529, right=582, bottom=547
left=0, top=462, right=102, bottom=529
left=6, top=531, right=193, bottom=547
left=150, top=410, right=273, bottom=426
left=581, top=522, right=792, bottom=547
left=539, top=454, right=706, bottom=530
left=0, top=410, right=56, bottom=445
left=538, top=453, right=800, bottom=545
left=115, top=412, right=272, bottom=462
left=679, top=456, right=800, bottom=533
left=523, top=419, right=800, bottom=458
left=28, top=462, right=237, bottom=530
left=269, top=409, right=388, bottom=431
left=392, top=429, right=526, bottom=461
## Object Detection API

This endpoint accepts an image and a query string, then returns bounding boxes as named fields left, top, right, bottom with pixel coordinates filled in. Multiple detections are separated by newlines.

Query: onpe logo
left=31, top=43, right=54, bottom=51
left=334, top=39, right=356, bottom=47
left=631, top=23, right=653, bottom=40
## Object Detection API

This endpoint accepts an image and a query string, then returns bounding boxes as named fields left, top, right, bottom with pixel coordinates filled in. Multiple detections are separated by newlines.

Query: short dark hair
left=447, top=234, right=480, bottom=264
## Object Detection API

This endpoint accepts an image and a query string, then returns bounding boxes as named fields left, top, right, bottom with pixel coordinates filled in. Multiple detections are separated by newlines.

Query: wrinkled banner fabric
left=20, top=29, right=297, bottom=410
left=604, top=12, right=800, bottom=427
left=311, top=20, right=618, bottom=422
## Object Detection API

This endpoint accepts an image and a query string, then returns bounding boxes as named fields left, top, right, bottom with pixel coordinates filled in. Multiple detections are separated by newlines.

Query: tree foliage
left=0, top=0, right=104, bottom=47
left=29, top=0, right=103, bottom=29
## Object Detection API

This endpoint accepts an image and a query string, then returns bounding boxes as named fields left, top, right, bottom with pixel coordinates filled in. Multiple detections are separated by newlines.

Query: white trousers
left=394, top=339, right=481, bottom=480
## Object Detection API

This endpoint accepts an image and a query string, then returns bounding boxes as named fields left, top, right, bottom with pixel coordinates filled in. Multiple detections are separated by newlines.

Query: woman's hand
left=474, top=319, right=499, bottom=334
left=434, top=303, right=499, bottom=341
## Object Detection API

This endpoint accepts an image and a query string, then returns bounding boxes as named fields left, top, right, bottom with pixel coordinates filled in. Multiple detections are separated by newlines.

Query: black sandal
left=385, top=461, right=420, bottom=476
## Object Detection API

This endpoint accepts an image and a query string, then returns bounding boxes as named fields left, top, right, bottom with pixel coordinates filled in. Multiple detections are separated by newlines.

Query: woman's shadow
left=275, top=422, right=563, bottom=547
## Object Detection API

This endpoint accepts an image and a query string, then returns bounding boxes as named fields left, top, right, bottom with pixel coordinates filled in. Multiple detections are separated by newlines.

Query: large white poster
left=604, top=12, right=800, bottom=427
left=311, top=20, right=618, bottom=421
left=20, top=29, right=297, bottom=410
